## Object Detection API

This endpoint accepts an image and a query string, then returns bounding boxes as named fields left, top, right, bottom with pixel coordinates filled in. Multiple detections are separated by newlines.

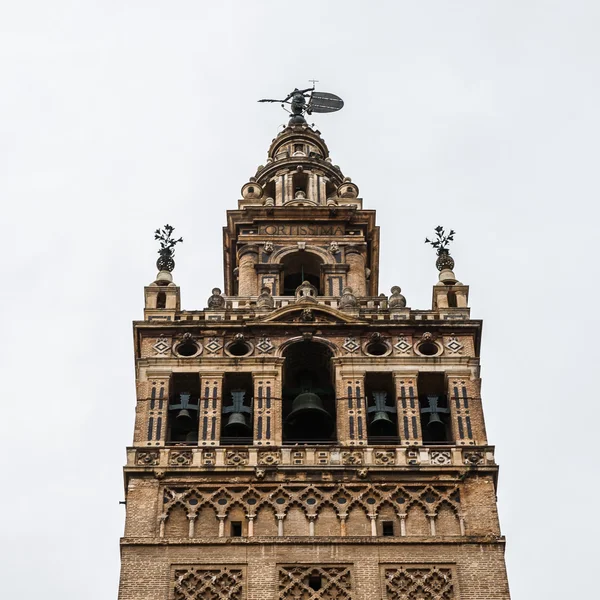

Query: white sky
left=1, top=1, right=598, bottom=598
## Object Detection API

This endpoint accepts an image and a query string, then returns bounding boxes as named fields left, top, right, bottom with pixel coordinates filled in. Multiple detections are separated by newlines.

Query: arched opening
left=167, top=373, right=200, bottom=444
left=447, top=291, right=458, bottom=308
left=365, top=372, right=399, bottom=444
left=221, top=372, right=253, bottom=445
left=418, top=372, right=451, bottom=444
left=293, top=171, right=309, bottom=198
left=281, top=252, right=323, bottom=296
left=282, top=341, right=336, bottom=443
left=156, top=291, right=166, bottom=309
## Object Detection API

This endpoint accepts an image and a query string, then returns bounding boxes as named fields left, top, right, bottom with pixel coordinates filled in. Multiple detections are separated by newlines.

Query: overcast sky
left=1, top=2, right=598, bottom=598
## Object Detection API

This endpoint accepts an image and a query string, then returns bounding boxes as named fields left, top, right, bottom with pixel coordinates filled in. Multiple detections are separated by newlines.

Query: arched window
left=282, top=341, right=336, bottom=443
left=156, top=291, right=166, bottom=309
left=281, top=252, right=323, bottom=296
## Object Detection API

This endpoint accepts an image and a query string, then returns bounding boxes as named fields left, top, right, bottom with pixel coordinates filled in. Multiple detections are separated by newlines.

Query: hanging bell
left=176, top=408, right=192, bottom=421
left=224, top=411, right=252, bottom=436
left=287, top=392, right=331, bottom=422
left=369, top=410, right=395, bottom=436
left=426, top=411, right=444, bottom=427
left=286, top=391, right=333, bottom=440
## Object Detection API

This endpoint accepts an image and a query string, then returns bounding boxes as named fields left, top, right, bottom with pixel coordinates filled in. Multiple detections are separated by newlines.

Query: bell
left=426, top=412, right=444, bottom=427
left=224, top=411, right=252, bottom=436
left=369, top=410, right=395, bottom=436
left=287, top=391, right=332, bottom=422
left=176, top=408, right=192, bottom=421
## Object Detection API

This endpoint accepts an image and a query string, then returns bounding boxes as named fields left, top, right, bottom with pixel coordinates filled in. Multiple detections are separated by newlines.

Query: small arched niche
left=281, top=251, right=323, bottom=296
left=282, top=341, right=336, bottom=443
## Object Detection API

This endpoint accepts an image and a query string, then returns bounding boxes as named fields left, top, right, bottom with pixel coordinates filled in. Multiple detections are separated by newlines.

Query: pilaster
left=198, top=373, right=224, bottom=446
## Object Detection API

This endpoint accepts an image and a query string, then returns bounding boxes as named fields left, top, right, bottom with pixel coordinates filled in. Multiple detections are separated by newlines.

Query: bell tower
left=118, top=94, right=511, bottom=600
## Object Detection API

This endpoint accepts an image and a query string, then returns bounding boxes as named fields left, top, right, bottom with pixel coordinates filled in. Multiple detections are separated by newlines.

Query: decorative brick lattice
left=169, top=450, right=192, bottom=466
left=279, top=566, right=352, bottom=599
left=444, top=337, right=464, bottom=355
left=394, top=336, right=412, bottom=354
left=256, top=336, right=275, bottom=353
left=173, top=567, right=243, bottom=600
left=342, top=337, right=360, bottom=354
left=136, top=450, right=160, bottom=466
left=384, top=566, right=454, bottom=599
left=160, top=483, right=462, bottom=536
left=153, top=337, right=171, bottom=355
left=258, top=450, right=281, bottom=465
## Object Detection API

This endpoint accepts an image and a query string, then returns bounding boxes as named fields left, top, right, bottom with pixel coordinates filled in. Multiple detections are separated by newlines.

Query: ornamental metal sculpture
left=258, top=84, right=344, bottom=125
left=154, top=224, right=183, bottom=273
left=425, top=225, right=456, bottom=272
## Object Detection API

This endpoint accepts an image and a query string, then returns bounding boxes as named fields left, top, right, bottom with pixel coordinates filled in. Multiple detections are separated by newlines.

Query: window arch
left=281, top=251, right=323, bottom=296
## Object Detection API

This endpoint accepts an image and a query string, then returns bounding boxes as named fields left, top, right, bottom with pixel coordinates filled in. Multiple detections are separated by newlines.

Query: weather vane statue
left=154, top=224, right=183, bottom=273
left=425, top=225, right=456, bottom=272
left=258, top=82, right=344, bottom=125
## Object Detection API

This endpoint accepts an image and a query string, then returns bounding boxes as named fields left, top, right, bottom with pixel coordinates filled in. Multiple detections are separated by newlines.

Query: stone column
left=188, top=513, right=197, bottom=538
left=276, top=514, right=285, bottom=536
left=238, top=245, right=259, bottom=296
left=339, top=514, right=348, bottom=536
left=336, top=371, right=367, bottom=446
left=428, top=513, right=436, bottom=536
left=308, top=514, right=317, bottom=536
left=345, top=246, right=367, bottom=297
left=369, top=514, right=378, bottom=536
left=397, top=513, right=407, bottom=536
left=253, top=371, right=282, bottom=446
left=198, top=374, right=224, bottom=446
left=247, top=514, right=255, bottom=537
left=393, top=373, right=422, bottom=445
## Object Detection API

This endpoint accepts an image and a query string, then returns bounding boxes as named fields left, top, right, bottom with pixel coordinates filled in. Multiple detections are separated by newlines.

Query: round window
left=176, top=341, right=199, bottom=357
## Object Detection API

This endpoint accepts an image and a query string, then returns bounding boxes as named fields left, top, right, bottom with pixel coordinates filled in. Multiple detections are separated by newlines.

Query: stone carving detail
left=225, top=450, right=249, bottom=466
left=207, top=287, right=225, bottom=309
left=430, top=451, right=452, bottom=466
left=445, top=337, right=464, bottom=354
left=343, top=337, right=360, bottom=354
left=339, top=287, right=358, bottom=310
left=291, top=450, right=306, bottom=465
left=301, top=307, right=315, bottom=321
left=174, top=567, right=243, bottom=600
left=136, top=450, right=160, bottom=466
left=153, top=337, right=171, bottom=355
left=463, top=451, right=484, bottom=466
left=257, top=286, right=275, bottom=309
left=263, top=241, right=274, bottom=254
left=394, top=336, right=412, bottom=354
left=169, top=450, right=193, bottom=466
left=258, top=450, right=281, bottom=466
left=256, top=336, right=275, bottom=354
left=205, top=337, right=223, bottom=355
left=278, top=566, right=352, bottom=599
left=295, top=280, right=318, bottom=303
left=329, top=241, right=340, bottom=254
left=341, top=450, right=363, bottom=465
left=202, top=450, right=216, bottom=466
left=388, top=286, right=407, bottom=308
left=384, top=566, right=454, bottom=599
left=374, top=450, right=395, bottom=465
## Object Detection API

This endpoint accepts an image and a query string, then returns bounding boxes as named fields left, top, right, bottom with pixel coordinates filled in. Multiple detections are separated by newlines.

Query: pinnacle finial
left=154, top=224, right=183, bottom=273
left=425, top=226, right=460, bottom=285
